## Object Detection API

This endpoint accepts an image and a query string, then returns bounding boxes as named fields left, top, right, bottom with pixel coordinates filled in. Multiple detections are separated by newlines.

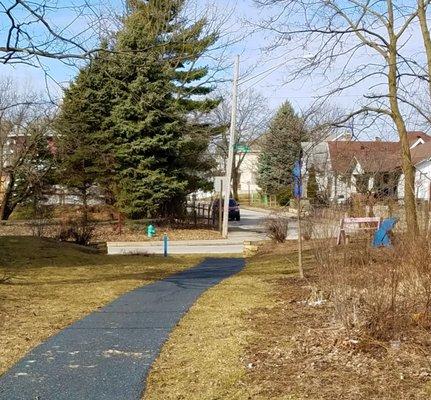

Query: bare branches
left=0, top=76, right=54, bottom=219
left=209, top=88, right=270, bottom=198
left=253, top=0, right=428, bottom=235
left=0, top=0, right=113, bottom=65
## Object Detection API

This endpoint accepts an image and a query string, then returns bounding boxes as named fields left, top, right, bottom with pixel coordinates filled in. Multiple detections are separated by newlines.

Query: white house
left=235, top=144, right=261, bottom=196
left=301, top=131, right=431, bottom=203
left=412, top=141, right=431, bottom=201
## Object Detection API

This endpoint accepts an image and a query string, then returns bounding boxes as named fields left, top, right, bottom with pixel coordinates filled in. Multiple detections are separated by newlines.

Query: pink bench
left=337, top=217, right=381, bottom=245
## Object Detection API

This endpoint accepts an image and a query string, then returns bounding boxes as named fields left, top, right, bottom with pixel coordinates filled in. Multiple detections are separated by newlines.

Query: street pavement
left=107, top=208, right=299, bottom=255
left=0, top=258, right=245, bottom=400
left=107, top=208, right=273, bottom=255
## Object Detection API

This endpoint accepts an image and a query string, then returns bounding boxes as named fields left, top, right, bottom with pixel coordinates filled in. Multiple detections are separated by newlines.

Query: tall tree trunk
left=387, top=4, right=419, bottom=237
left=232, top=166, right=240, bottom=200
left=0, top=179, right=14, bottom=220
left=81, top=188, right=89, bottom=223
left=418, top=0, right=431, bottom=99
left=0, top=200, right=13, bottom=220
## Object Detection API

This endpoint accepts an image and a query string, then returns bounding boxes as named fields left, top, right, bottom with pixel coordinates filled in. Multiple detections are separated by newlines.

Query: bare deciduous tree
left=253, top=0, right=431, bottom=236
left=210, top=88, right=270, bottom=199
left=0, top=77, right=54, bottom=220
left=0, top=0, right=116, bottom=64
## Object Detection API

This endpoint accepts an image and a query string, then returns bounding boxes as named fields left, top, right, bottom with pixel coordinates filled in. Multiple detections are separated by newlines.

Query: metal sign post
left=163, top=233, right=168, bottom=257
left=219, top=179, right=223, bottom=234
left=214, top=176, right=225, bottom=234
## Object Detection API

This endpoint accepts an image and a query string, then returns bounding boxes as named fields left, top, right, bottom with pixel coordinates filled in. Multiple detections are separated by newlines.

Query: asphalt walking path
left=0, top=257, right=244, bottom=400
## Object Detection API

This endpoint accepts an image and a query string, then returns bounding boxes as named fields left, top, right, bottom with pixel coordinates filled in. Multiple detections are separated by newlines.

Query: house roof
left=411, top=141, right=431, bottom=165
left=408, top=131, right=431, bottom=146
left=327, top=141, right=401, bottom=174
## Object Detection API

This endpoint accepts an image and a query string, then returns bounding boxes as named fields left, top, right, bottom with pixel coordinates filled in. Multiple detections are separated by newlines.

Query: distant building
left=301, top=131, right=431, bottom=203
left=235, top=142, right=261, bottom=196
left=411, top=141, right=431, bottom=201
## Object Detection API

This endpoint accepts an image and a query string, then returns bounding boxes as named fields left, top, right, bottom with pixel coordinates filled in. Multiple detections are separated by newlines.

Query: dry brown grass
left=0, top=223, right=221, bottom=242
left=313, top=235, right=431, bottom=341
left=143, top=247, right=306, bottom=400
left=245, top=273, right=431, bottom=400
left=0, top=236, right=202, bottom=375
left=245, top=235, right=431, bottom=399
left=144, top=239, right=431, bottom=400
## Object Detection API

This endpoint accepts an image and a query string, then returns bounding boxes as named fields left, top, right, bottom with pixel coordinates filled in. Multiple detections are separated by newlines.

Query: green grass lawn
left=0, top=236, right=202, bottom=375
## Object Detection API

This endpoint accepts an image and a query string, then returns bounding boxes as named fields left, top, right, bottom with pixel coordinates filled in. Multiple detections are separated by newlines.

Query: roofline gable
left=410, top=138, right=425, bottom=149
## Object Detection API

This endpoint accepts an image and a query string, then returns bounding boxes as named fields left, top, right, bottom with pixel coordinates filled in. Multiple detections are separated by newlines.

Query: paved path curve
left=0, top=258, right=244, bottom=400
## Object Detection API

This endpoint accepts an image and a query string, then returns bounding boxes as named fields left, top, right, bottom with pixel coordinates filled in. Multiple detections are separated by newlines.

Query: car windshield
left=213, top=199, right=237, bottom=207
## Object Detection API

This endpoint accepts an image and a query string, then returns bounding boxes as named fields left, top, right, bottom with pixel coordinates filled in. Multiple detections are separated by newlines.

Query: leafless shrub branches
left=313, top=222, right=431, bottom=342
left=264, top=212, right=290, bottom=242
left=0, top=76, right=54, bottom=220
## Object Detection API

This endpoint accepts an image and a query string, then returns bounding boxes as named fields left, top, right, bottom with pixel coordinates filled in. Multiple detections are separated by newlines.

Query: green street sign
left=234, top=144, right=250, bottom=153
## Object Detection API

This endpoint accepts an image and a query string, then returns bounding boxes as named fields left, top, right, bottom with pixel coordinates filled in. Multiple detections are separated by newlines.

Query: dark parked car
left=212, top=198, right=240, bottom=221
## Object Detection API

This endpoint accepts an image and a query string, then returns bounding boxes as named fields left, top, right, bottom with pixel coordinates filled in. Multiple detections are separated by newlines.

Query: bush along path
left=0, top=258, right=244, bottom=400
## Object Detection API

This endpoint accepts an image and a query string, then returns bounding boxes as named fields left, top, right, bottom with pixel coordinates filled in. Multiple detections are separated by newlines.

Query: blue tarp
left=372, top=218, right=397, bottom=247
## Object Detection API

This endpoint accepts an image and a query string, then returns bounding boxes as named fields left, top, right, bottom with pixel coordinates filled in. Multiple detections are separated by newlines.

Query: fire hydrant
left=147, top=224, right=156, bottom=238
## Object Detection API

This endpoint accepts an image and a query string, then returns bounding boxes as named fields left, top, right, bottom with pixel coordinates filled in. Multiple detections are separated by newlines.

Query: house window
left=355, top=174, right=370, bottom=194
left=374, top=172, right=398, bottom=198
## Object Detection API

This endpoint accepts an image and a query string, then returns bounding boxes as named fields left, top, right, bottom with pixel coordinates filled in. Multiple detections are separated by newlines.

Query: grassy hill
left=0, top=236, right=201, bottom=375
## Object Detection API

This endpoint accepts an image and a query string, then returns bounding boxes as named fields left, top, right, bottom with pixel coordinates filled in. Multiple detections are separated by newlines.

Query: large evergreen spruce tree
left=257, top=101, right=308, bottom=195
left=55, top=47, right=116, bottom=207
left=57, top=0, right=219, bottom=218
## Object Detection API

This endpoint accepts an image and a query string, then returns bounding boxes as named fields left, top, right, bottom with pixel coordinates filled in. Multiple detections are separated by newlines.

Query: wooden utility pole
left=222, top=55, right=240, bottom=239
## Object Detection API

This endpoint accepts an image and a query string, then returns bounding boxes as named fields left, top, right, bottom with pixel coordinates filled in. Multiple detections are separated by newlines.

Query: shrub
left=56, top=216, right=95, bottom=246
left=264, top=213, right=289, bottom=243
left=0, top=271, right=13, bottom=284
left=306, top=165, right=318, bottom=202
left=12, top=203, right=54, bottom=237
left=28, top=220, right=51, bottom=238
left=313, top=232, right=431, bottom=341
left=276, top=187, right=292, bottom=207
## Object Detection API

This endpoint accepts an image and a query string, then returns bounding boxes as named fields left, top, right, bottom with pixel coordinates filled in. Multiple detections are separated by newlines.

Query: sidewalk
left=107, top=229, right=268, bottom=255
left=107, top=238, right=246, bottom=255
left=0, top=258, right=245, bottom=400
left=241, top=205, right=297, bottom=217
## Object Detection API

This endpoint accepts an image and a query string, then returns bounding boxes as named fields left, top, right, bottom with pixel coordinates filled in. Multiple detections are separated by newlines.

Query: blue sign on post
left=293, top=159, right=302, bottom=199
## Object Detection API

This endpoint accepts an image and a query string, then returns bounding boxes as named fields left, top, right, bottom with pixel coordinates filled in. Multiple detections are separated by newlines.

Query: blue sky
left=0, top=0, right=326, bottom=109
left=0, top=0, right=428, bottom=139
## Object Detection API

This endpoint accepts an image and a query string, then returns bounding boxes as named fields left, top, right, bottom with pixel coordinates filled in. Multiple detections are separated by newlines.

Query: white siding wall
left=415, top=160, right=431, bottom=200
left=238, top=152, right=260, bottom=194
left=398, top=174, right=405, bottom=199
